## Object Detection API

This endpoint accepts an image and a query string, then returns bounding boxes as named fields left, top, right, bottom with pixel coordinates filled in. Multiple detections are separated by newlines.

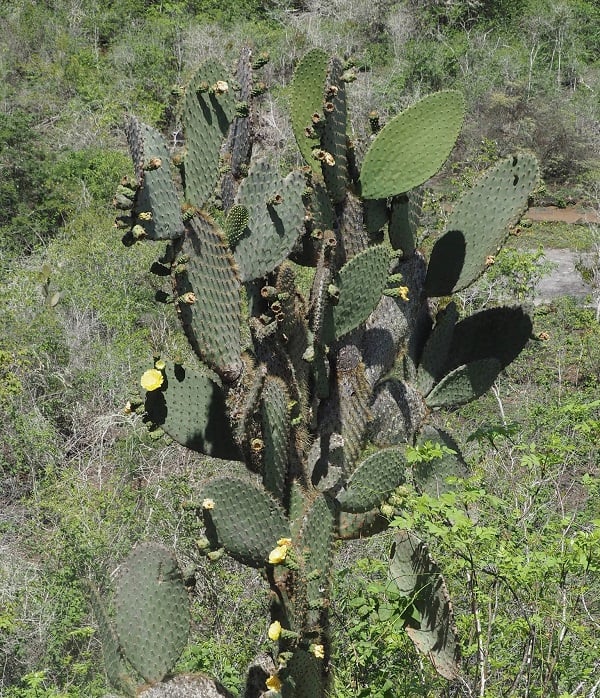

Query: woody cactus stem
left=110, top=47, right=539, bottom=697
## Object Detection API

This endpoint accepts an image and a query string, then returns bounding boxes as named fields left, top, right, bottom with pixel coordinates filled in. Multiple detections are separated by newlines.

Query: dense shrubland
left=1, top=0, right=599, bottom=696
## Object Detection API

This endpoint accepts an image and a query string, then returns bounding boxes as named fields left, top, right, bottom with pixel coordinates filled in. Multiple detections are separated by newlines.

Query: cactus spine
left=105, top=47, right=538, bottom=696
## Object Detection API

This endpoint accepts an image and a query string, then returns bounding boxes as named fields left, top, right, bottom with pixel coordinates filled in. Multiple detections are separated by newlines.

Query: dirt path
left=526, top=206, right=599, bottom=225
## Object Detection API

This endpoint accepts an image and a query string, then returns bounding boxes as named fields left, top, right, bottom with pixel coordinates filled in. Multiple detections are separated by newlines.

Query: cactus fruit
left=108, top=47, right=539, bottom=696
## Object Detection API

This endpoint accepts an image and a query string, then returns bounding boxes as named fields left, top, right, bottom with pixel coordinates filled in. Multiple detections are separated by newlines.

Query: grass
left=510, top=220, right=595, bottom=251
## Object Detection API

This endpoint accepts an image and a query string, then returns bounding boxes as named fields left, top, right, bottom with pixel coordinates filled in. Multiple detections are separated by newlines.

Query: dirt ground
left=526, top=206, right=600, bottom=225
left=534, top=247, right=594, bottom=304
left=520, top=206, right=597, bottom=304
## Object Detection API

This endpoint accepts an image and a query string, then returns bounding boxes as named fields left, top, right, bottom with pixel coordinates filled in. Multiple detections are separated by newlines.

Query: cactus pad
left=423, top=229, right=466, bottom=297
left=337, top=346, right=371, bottom=471
left=114, top=543, right=189, bottom=684
left=125, top=117, right=184, bottom=240
left=426, top=152, right=539, bottom=294
left=333, top=244, right=391, bottom=339
left=182, top=61, right=236, bottom=208
left=415, top=301, right=458, bottom=396
left=88, top=585, right=136, bottom=696
left=201, top=477, right=290, bottom=568
left=173, top=214, right=242, bottom=381
left=363, top=198, right=389, bottom=235
left=424, top=358, right=502, bottom=408
left=281, top=649, right=324, bottom=698
left=388, top=530, right=460, bottom=680
left=261, top=376, right=291, bottom=500
left=320, top=57, right=348, bottom=203
left=299, top=494, right=335, bottom=615
left=234, top=158, right=306, bottom=282
left=388, top=190, right=422, bottom=255
left=290, top=49, right=330, bottom=171
left=337, top=446, right=406, bottom=513
left=336, top=508, right=389, bottom=540
left=444, top=305, right=532, bottom=372
left=360, top=91, right=465, bottom=199
left=413, top=426, right=468, bottom=496
left=224, top=204, right=249, bottom=249
left=138, top=674, right=235, bottom=698
left=144, top=361, right=241, bottom=460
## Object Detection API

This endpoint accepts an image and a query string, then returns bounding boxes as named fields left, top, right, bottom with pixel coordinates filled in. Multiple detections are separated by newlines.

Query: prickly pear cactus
left=108, top=47, right=538, bottom=696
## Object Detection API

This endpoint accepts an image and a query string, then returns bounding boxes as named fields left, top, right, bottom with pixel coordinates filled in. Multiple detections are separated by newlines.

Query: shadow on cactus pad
left=424, top=230, right=466, bottom=297
left=144, top=361, right=241, bottom=461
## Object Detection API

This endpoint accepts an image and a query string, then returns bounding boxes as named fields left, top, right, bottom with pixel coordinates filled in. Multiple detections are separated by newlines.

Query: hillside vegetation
left=1, top=1, right=599, bottom=696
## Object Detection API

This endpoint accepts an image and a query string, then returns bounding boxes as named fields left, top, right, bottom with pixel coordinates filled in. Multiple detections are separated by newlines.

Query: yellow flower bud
left=265, top=674, right=282, bottom=691
left=310, top=643, right=325, bottom=659
left=268, top=621, right=282, bottom=641
left=398, top=285, right=410, bottom=301
left=380, top=503, right=394, bottom=518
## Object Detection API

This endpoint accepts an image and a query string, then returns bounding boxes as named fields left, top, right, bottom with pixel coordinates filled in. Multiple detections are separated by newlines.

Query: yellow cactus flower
left=202, top=498, right=215, bottom=510
left=154, top=358, right=166, bottom=370
left=265, top=674, right=282, bottom=691
left=214, top=80, right=229, bottom=94
left=277, top=537, right=292, bottom=547
left=268, top=621, right=282, bottom=641
left=310, top=644, right=325, bottom=659
left=397, top=286, right=410, bottom=302
left=268, top=544, right=289, bottom=565
left=140, top=368, right=164, bottom=392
